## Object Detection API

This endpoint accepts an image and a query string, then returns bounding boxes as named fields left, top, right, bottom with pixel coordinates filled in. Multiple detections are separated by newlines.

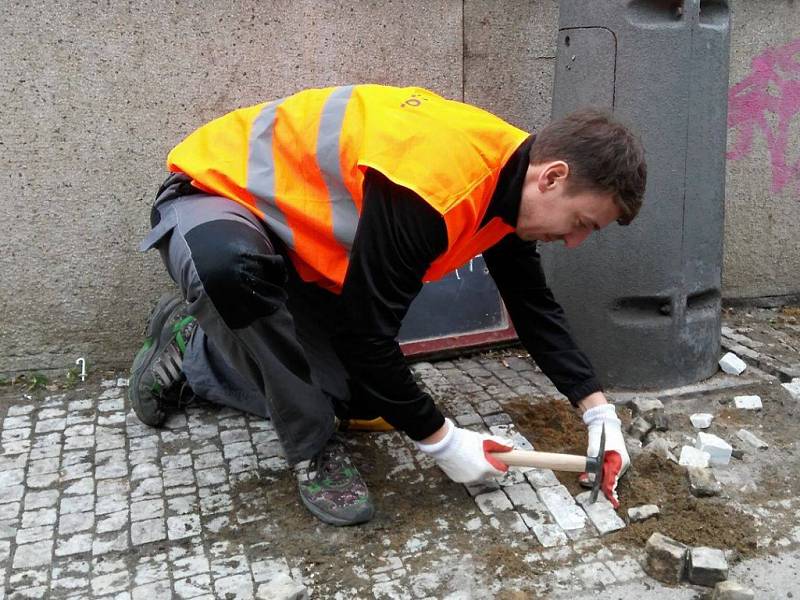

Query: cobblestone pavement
left=1, top=307, right=799, bottom=598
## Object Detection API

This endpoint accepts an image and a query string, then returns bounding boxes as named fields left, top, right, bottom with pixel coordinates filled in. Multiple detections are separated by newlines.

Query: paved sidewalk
left=1, top=307, right=799, bottom=598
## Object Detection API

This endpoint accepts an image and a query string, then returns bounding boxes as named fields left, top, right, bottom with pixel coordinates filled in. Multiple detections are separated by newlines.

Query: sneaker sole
left=298, top=491, right=375, bottom=527
left=129, top=292, right=185, bottom=427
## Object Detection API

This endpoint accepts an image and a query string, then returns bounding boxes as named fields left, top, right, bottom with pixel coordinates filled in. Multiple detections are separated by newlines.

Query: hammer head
left=586, top=424, right=606, bottom=504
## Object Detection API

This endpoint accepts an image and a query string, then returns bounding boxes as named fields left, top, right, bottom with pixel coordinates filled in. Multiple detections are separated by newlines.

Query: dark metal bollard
left=541, top=0, right=732, bottom=388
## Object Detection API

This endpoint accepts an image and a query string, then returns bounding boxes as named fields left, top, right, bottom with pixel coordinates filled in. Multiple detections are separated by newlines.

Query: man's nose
left=564, top=229, right=592, bottom=249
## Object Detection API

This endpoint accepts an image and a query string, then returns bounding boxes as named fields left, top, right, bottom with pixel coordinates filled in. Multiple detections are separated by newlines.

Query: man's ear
left=537, top=161, right=570, bottom=192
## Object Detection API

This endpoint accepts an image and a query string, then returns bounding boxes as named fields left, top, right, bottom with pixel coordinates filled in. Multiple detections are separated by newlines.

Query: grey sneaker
left=295, top=436, right=374, bottom=526
left=129, top=292, right=197, bottom=427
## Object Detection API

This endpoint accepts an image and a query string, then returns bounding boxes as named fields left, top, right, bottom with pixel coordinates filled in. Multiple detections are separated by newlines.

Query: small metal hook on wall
left=75, top=357, right=87, bottom=382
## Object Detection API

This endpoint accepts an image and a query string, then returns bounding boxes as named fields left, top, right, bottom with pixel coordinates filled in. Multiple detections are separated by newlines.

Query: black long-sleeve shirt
left=332, top=136, right=601, bottom=440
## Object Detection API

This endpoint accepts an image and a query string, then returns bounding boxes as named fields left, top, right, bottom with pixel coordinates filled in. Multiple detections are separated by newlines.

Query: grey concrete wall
left=0, top=0, right=462, bottom=374
left=723, top=0, right=800, bottom=300
left=2, top=0, right=799, bottom=374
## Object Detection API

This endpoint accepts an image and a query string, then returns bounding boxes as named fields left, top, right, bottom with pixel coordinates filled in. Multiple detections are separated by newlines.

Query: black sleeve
left=483, top=234, right=603, bottom=406
left=332, top=170, right=448, bottom=440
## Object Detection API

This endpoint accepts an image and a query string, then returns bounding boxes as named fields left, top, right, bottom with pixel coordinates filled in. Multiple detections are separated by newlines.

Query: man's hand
left=579, top=403, right=630, bottom=508
left=416, top=419, right=513, bottom=483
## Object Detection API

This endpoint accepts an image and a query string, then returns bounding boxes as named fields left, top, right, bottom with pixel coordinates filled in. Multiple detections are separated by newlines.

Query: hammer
left=490, top=425, right=607, bottom=504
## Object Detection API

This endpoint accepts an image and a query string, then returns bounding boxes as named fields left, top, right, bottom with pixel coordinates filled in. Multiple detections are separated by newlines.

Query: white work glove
left=416, top=418, right=513, bottom=483
left=579, top=404, right=630, bottom=508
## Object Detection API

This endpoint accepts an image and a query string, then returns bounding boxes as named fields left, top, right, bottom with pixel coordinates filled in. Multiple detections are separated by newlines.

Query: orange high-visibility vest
left=167, top=84, right=529, bottom=293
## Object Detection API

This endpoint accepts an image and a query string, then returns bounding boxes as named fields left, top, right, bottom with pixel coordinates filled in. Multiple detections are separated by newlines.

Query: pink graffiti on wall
left=727, top=38, right=800, bottom=195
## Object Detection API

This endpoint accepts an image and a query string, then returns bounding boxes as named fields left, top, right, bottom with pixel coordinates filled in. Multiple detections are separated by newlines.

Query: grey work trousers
left=139, top=179, right=343, bottom=463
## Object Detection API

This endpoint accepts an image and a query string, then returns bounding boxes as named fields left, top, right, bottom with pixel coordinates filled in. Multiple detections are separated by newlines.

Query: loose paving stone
left=733, top=395, right=762, bottom=410
left=575, top=491, right=626, bottom=535
left=644, top=532, right=687, bottom=584
left=712, top=580, right=755, bottom=600
left=688, top=546, right=728, bottom=587
left=690, top=413, right=714, bottom=429
left=688, top=467, right=722, bottom=497
left=628, top=504, right=660, bottom=522
left=696, top=432, right=733, bottom=465
left=679, top=446, right=710, bottom=468
left=719, top=352, right=747, bottom=375
left=736, top=428, right=768, bottom=449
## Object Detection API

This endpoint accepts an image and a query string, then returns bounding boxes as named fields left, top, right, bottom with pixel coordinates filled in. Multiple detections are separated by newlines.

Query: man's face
left=516, top=161, right=621, bottom=248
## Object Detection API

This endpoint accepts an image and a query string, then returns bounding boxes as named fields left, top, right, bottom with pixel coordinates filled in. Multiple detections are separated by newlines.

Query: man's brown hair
left=530, top=108, right=647, bottom=225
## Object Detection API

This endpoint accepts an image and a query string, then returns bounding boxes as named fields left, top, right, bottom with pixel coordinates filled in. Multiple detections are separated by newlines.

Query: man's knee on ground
left=185, top=220, right=288, bottom=329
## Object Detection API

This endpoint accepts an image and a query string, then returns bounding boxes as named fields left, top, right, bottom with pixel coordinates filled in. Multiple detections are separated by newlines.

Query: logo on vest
left=400, top=93, right=428, bottom=109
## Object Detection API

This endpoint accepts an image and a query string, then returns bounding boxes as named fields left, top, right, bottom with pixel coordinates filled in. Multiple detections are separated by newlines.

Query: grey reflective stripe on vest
left=248, top=98, right=295, bottom=248
left=248, top=87, right=359, bottom=253
left=316, top=85, right=358, bottom=250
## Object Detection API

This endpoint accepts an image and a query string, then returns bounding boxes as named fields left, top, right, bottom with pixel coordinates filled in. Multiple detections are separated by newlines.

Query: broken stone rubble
left=736, top=428, right=768, bottom=450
